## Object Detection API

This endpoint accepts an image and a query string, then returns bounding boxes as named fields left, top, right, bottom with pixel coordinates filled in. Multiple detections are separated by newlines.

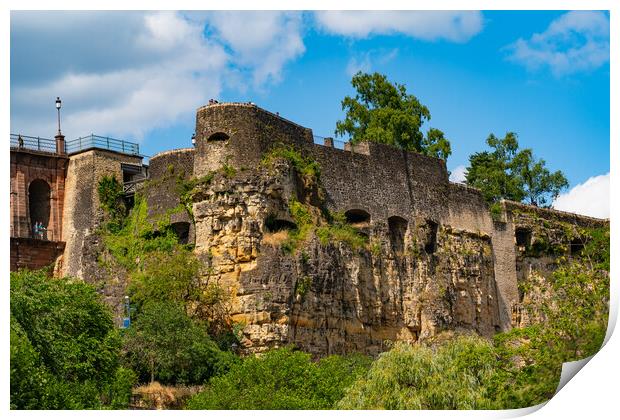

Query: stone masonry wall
left=145, top=148, right=195, bottom=242
left=60, top=149, right=142, bottom=278
left=504, top=201, right=608, bottom=327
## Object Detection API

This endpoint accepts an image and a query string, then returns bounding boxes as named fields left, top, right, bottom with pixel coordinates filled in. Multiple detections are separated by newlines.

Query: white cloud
left=345, top=49, right=398, bottom=77
left=449, top=165, right=468, bottom=183
left=11, top=11, right=228, bottom=140
left=11, top=11, right=306, bottom=140
left=203, top=11, right=305, bottom=86
left=314, top=11, right=483, bottom=42
left=505, top=11, right=609, bottom=76
left=346, top=54, right=372, bottom=77
left=553, top=173, right=609, bottom=219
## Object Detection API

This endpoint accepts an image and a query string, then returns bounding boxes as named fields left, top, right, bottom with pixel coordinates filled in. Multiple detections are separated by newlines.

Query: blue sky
left=10, top=10, right=610, bottom=217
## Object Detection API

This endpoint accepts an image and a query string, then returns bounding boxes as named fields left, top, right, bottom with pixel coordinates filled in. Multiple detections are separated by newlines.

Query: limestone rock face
left=191, top=162, right=501, bottom=356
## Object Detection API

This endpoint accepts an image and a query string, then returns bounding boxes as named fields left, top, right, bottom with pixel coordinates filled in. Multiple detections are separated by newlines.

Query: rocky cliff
left=189, top=158, right=502, bottom=356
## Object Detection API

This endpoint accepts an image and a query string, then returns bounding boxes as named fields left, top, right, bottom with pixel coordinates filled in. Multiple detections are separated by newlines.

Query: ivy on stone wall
left=97, top=175, right=127, bottom=232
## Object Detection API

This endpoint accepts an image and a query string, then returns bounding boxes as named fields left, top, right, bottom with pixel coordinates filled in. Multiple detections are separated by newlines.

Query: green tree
left=336, top=72, right=452, bottom=161
left=128, top=249, right=201, bottom=312
left=122, top=301, right=235, bottom=385
left=10, top=270, right=135, bottom=409
left=337, top=336, right=501, bottom=410
left=187, top=347, right=371, bottom=409
left=10, top=316, right=49, bottom=409
left=466, top=132, right=568, bottom=206
left=518, top=227, right=609, bottom=361
left=489, top=230, right=609, bottom=409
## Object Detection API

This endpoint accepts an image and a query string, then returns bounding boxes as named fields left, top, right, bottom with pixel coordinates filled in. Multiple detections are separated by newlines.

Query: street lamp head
left=55, top=97, right=62, bottom=109
left=191, top=133, right=196, bottom=145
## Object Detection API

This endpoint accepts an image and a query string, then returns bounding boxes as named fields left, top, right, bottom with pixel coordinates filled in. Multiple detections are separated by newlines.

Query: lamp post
left=54, top=97, right=66, bottom=154
left=191, top=133, right=196, bottom=147
left=55, top=97, right=62, bottom=135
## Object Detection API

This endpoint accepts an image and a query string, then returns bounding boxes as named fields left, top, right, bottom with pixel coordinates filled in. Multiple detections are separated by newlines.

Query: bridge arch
left=28, top=179, right=51, bottom=239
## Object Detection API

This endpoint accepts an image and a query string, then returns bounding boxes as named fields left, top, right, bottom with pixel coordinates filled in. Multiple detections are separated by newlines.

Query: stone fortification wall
left=145, top=148, right=195, bottom=242
left=504, top=201, right=608, bottom=327
left=445, top=184, right=519, bottom=330
left=46, top=101, right=608, bottom=354
left=189, top=161, right=501, bottom=355
left=192, top=103, right=518, bottom=332
left=148, top=148, right=195, bottom=180
left=307, top=141, right=450, bottom=223
left=505, top=200, right=608, bottom=228
left=195, top=103, right=456, bottom=223
left=60, top=149, right=142, bottom=278
left=194, top=103, right=313, bottom=176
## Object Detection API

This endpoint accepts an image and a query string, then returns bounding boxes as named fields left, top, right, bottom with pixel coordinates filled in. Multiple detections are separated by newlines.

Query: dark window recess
left=29, top=179, right=51, bottom=239
left=207, top=132, right=230, bottom=142
left=570, top=238, right=585, bottom=255
left=170, top=222, right=191, bottom=245
left=515, top=228, right=531, bottom=248
left=344, top=209, right=370, bottom=225
left=265, top=215, right=297, bottom=232
left=388, top=216, right=408, bottom=254
left=121, top=163, right=145, bottom=183
left=424, top=220, right=438, bottom=254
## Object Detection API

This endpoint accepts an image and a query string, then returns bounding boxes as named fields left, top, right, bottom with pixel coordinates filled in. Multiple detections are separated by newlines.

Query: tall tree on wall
left=466, top=132, right=568, bottom=207
left=335, top=72, right=452, bottom=161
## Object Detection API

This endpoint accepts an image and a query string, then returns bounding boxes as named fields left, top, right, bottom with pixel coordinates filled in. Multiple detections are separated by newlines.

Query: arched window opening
left=29, top=179, right=51, bottom=240
left=515, top=228, right=531, bottom=249
left=265, top=215, right=297, bottom=233
left=170, top=222, right=191, bottom=245
left=207, top=132, right=230, bottom=142
left=424, top=220, right=438, bottom=254
left=262, top=215, right=297, bottom=247
left=344, top=209, right=370, bottom=227
left=388, top=216, right=408, bottom=254
left=570, top=238, right=584, bottom=255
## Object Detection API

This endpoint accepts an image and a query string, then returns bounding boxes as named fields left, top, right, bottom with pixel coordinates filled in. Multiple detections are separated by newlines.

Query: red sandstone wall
left=10, top=150, right=68, bottom=241
left=10, top=237, right=65, bottom=272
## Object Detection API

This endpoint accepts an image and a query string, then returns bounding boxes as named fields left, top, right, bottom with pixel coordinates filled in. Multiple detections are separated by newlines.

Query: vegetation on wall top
left=336, top=72, right=452, bottom=162
left=465, top=132, right=568, bottom=207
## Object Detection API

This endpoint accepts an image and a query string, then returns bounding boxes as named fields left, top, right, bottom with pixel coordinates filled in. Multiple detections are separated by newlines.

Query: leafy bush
left=128, top=249, right=201, bottom=312
left=186, top=347, right=371, bottom=409
left=10, top=270, right=135, bottom=409
left=316, top=211, right=368, bottom=250
left=261, top=144, right=321, bottom=183
left=122, top=301, right=236, bottom=386
left=338, top=336, right=501, bottom=410
left=98, top=175, right=127, bottom=232
left=102, top=196, right=180, bottom=271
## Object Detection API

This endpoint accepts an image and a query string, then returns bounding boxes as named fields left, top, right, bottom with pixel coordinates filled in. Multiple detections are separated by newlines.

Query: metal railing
left=10, top=134, right=58, bottom=154
left=313, top=135, right=346, bottom=150
left=65, top=134, right=140, bottom=155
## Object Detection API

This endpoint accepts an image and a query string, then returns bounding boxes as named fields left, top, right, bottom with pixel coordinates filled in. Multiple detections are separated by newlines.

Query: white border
left=2, top=1, right=616, bottom=419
